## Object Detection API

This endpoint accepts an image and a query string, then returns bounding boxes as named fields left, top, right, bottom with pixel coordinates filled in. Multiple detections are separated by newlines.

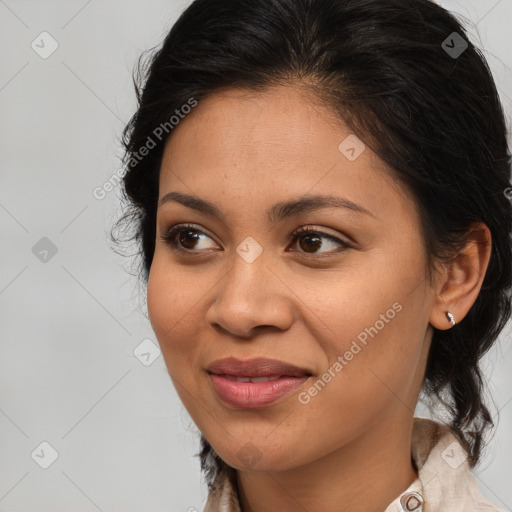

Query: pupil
left=300, top=234, right=321, bottom=252
left=180, top=229, right=199, bottom=249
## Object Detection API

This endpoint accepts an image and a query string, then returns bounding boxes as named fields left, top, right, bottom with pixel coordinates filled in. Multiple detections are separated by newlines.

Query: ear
left=429, top=222, right=492, bottom=330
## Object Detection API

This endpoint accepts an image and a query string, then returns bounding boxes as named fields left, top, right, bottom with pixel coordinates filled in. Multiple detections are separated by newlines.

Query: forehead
left=164, top=85, right=346, bottom=162
left=158, top=85, right=417, bottom=227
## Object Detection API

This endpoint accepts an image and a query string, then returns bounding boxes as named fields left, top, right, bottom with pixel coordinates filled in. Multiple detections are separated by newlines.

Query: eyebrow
left=158, top=191, right=376, bottom=224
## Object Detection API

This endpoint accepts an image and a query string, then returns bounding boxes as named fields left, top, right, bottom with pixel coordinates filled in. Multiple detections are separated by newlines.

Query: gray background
left=0, top=0, right=511, bottom=511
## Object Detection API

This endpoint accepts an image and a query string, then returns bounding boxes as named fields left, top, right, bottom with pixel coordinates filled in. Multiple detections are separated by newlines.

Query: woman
left=111, top=0, right=512, bottom=510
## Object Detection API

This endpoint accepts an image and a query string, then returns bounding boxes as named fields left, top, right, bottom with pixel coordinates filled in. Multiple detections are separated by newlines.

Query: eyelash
left=158, top=223, right=353, bottom=257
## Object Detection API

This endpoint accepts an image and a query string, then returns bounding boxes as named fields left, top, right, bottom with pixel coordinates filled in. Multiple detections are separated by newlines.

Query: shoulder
left=412, top=417, right=504, bottom=512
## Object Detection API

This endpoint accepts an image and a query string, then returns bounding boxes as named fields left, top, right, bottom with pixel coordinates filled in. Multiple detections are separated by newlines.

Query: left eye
left=159, top=224, right=352, bottom=255
left=289, top=226, right=352, bottom=255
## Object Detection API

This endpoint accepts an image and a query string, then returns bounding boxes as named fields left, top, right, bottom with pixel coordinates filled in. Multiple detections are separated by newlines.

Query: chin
left=212, top=438, right=307, bottom=472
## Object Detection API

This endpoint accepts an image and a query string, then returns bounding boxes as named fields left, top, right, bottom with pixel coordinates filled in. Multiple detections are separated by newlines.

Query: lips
left=223, top=374, right=282, bottom=383
left=209, top=374, right=310, bottom=408
left=206, top=356, right=312, bottom=378
left=206, top=357, right=313, bottom=408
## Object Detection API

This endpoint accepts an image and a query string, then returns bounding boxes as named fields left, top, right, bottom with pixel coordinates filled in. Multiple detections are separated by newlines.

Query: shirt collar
left=202, top=417, right=499, bottom=512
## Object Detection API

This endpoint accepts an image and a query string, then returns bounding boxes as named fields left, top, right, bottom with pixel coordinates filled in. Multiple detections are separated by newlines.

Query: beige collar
left=202, top=417, right=500, bottom=512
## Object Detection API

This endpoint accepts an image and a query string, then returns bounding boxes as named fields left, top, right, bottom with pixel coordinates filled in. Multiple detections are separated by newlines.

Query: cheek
left=147, top=259, right=173, bottom=340
left=146, top=258, right=201, bottom=366
left=287, top=305, right=419, bottom=466
left=146, top=259, right=211, bottom=417
left=306, top=266, right=425, bottom=416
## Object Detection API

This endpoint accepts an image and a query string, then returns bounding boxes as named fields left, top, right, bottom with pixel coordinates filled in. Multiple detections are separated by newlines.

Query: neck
left=236, top=412, right=418, bottom=512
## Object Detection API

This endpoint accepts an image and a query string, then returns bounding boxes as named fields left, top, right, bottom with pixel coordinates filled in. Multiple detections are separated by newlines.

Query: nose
left=205, top=250, right=294, bottom=339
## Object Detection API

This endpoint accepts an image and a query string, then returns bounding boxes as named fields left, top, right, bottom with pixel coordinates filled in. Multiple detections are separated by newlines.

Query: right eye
left=158, top=223, right=219, bottom=253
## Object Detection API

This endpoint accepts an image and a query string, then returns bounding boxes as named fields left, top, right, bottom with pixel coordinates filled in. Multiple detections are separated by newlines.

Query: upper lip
left=206, top=357, right=312, bottom=378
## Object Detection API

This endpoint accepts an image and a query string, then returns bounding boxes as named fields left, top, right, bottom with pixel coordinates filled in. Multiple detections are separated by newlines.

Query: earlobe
left=429, top=222, right=492, bottom=330
left=430, top=307, right=457, bottom=331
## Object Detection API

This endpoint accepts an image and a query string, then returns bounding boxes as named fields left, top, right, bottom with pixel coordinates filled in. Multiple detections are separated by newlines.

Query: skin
left=146, top=84, right=492, bottom=512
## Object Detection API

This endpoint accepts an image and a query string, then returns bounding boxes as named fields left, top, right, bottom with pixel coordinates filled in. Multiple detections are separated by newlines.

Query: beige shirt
left=203, top=417, right=503, bottom=511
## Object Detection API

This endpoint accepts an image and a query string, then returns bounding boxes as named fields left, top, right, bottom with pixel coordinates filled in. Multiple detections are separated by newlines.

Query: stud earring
left=446, top=311, right=456, bottom=326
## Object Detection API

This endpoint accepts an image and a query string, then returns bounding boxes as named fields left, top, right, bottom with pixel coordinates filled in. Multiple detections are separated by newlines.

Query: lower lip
left=209, top=373, right=310, bottom=409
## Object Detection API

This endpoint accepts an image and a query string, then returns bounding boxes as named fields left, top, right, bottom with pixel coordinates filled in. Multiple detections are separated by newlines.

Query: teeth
left=227, top=376, right=251, bottom=383
left=223, top=374, right=282, bottom=383
left=250, top=375, right=282, bottom=382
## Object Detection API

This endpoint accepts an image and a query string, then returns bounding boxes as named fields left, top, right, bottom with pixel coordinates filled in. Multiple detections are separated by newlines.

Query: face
left=147, top=84, right=438, bottom=472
